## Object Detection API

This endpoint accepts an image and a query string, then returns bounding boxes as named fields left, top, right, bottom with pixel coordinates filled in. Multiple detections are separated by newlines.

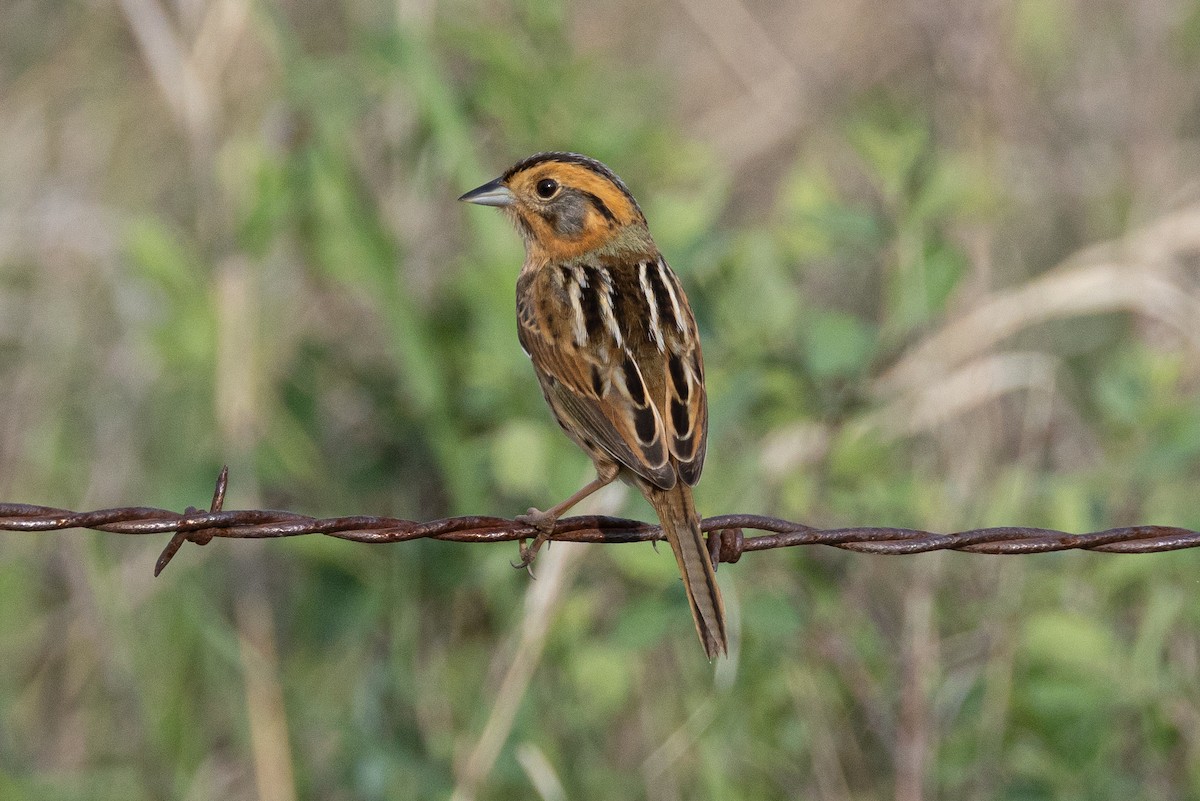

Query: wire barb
left=2, top=470, right=1198, bottom=575
left=153, top=464, right=228, bottom=576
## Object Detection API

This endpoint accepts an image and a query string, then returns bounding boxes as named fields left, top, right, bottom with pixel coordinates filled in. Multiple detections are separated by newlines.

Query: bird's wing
left=516, top=256, right=707, bottom=490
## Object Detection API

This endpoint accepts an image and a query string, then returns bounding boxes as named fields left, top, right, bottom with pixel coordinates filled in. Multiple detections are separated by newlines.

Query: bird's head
left=459, top=152, right=652, bottom=261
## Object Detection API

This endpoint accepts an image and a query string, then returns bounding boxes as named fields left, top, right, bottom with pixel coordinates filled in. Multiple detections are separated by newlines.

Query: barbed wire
left=4, top=467, right=1199, bottom=576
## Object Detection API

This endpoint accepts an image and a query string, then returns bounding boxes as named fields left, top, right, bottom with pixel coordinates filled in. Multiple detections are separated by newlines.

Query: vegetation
left=2, top=0, right=1200, bottom=798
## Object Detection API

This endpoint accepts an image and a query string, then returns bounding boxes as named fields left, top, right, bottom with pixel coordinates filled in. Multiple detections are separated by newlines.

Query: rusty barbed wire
left=3, top=467, right=1199, bottom=576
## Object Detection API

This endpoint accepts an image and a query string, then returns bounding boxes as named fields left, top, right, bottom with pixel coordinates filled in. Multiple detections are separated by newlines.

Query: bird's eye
left=535, top=178, right=559, bottom=199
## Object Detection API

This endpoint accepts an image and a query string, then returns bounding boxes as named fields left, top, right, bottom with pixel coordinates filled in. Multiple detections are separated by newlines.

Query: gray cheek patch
left=546, top=193, right=589, bottom=237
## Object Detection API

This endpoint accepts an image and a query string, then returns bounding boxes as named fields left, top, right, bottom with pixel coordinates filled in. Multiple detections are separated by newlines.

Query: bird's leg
left=515, top=464, right=619, bottom=569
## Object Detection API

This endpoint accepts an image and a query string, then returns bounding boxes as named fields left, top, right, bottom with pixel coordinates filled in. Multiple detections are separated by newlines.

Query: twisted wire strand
left=2, top=468, right=1195, bottom=575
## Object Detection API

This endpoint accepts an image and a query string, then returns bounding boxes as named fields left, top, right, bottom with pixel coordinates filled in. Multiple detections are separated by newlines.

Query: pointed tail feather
left=646, top=482, right=727, bottom=658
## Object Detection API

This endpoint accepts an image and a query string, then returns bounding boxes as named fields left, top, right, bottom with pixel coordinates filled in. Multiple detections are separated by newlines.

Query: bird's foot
left=513, top=507, right=557, bottom=571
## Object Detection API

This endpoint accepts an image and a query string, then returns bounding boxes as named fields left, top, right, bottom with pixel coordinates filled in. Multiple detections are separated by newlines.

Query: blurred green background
left=3, top=0, right=1200, bottom=798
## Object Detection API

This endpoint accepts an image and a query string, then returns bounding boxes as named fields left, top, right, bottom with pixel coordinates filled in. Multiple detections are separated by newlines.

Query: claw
left=513, top=507, right=556, bottom=570
left=510, top=543, right=538, bottom=577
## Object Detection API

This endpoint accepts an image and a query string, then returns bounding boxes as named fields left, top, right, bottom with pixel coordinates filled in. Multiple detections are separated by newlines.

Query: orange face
left=460, top=153, right=649, bottom=262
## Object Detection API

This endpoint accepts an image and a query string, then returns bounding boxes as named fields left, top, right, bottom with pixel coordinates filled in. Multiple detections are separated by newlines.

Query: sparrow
left=460, top=152, right=726, bottom=658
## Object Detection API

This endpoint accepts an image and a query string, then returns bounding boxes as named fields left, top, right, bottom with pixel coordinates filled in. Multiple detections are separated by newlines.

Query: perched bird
left=460, top=152, right=727, bottom=658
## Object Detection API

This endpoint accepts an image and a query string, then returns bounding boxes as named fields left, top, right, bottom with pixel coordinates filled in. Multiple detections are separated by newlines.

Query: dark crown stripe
left=501, top=152, right=643, bottom=218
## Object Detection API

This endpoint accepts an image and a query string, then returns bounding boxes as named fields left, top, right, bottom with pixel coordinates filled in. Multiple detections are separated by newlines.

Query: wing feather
left=516, top=255, right=706, bottom=491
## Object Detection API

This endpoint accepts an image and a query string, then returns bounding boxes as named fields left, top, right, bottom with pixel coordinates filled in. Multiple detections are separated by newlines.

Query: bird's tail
left=646, top=482, right=727, bottom=658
